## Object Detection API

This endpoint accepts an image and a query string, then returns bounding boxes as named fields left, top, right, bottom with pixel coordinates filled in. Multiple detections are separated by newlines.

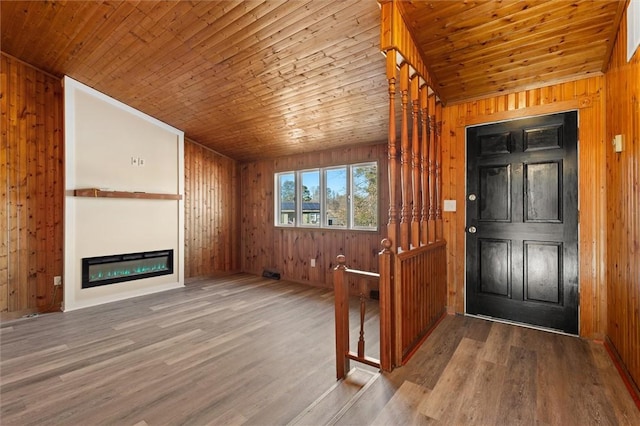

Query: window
left=301, top=170, right=320, bottom=225
left=325, top=167, right=347, bottom=227
left=275, top=162, right=378, bottom=230
left=277, top=172, right=295, bottom=225
left=351, top=163, right=378, bottom=228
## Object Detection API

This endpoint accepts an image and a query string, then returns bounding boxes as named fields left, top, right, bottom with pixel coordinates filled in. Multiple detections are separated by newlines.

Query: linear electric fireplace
left=82, top=250, right=174, bottom=289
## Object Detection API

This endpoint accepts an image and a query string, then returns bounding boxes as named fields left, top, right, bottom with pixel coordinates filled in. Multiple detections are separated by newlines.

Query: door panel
left=479, top=165, right=511, bottom=222
left=525, top=161, right=562, bottom=222
left=466, top=111, right=578, bottom=334
left=524, top=241, right=561, bottom=304
left=524, top=124, right=564, bottom=151
left=478, top=239, right=511, bottom=297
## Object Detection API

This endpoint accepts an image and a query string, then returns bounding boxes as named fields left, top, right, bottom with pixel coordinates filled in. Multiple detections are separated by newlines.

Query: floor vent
left=262, top=269, right=281, bottom=280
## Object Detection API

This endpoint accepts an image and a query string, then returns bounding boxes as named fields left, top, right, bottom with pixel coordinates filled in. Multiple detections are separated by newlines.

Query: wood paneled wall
left=441, top=76, right=607, bottom=340
left=604, top=9, right=640, bottom=390
left=1, top=53, right=64, bottom=316
left=184, top=140, right=241, bottom=278
left=241, top=143, right=388, bottom=288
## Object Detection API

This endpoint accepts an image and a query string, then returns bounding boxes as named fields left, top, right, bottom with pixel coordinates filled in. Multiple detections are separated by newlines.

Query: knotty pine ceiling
left=1, top=0, right=625, bottom=162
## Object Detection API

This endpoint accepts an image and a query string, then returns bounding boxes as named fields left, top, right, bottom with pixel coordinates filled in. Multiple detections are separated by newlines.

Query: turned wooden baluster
left=435, top=100, right=443, bottom=242
left=420, top=85, right=429, bottom=246
left=357, top=278, right=367, bottom=358
left=399, top=62, right=411, bottom=252
left=378, top=238, right=393, bottom=370
left=386, top=51, right=398, bottom=253
left=427, top=94, right=437, bottom=243
left=334, top=254, right=350, bottom=379
left=411, top=76, right=421, bottom=249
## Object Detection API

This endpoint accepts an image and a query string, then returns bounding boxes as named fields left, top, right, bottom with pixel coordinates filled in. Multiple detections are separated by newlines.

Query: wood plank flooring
left=338, top=315, right=640, bottom=426
left=1, top=274, right=638, bottom=425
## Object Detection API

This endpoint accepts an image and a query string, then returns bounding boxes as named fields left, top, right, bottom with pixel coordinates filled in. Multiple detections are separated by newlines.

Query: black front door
left=465, top=111, right=578, bottom=334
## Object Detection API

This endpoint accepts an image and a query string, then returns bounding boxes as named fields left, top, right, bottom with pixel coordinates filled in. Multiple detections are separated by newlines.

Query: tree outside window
left=352, top=163, right=377, bottom=229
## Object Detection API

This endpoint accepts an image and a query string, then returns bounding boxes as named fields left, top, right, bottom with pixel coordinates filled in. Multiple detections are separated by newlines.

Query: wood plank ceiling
left=398, top=0, right=626, bottom=104
left=0, top=0, right=625, bottom=162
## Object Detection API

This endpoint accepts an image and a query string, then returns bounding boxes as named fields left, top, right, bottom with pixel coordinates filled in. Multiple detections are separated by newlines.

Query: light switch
left=613, top=134, right=624, bottom=153
left=443, top=199, right=457, bottom=212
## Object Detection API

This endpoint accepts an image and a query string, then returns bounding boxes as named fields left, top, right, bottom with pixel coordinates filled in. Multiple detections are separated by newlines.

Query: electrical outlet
left=138, top=157, right=145, bottom=166
left=310, top=258, right=316, bottom=268
left=54, top=276, right=62, bottom=286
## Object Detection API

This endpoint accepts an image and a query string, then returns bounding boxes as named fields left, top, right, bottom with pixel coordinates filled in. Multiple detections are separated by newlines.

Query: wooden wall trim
left=604, top=337, right=640, bottom=408
left=456, top=97, right=594, bottom=128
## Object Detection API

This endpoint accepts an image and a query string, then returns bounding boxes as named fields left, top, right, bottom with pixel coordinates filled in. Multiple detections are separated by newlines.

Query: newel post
left=334, top=254, right=350, bottom=379
left=378, top=239, right=393, bottom=371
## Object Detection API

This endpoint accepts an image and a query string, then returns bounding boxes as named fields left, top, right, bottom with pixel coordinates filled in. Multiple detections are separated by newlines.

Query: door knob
left=468, top=193, right=477, bottom=201
left=468, top=226, right=477, bottom=233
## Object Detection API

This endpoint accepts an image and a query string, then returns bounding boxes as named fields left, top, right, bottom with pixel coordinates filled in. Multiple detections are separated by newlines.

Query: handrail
left=344, top=269, right=380, bottom=279
left=333, top=254, right=380, bottom=379
left=396, top=239, right=446, bottom=260
left=333, top=239, right=393, bottom=379
left=334, top=238, right=446, bottom=379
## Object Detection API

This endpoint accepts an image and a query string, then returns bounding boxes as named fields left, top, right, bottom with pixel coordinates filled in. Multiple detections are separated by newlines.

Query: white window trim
left=274, top=162, right=378, bottom=231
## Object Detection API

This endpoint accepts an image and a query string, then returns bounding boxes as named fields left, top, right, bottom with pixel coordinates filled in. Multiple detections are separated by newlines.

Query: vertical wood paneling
left=0, top=53, right=8, bottom=312
left=441, top=75, right=607, bottom=339
left=395, top=241, right=446, bottom=363
left=241, top=159, right=276, bottom=276
left=605, top=8, right=640, bottom=390
left=183, top=140, right=240, bottom=278
left=1, top=53, right=63, bottom=315
left=240, top=143, right=388, bottom=289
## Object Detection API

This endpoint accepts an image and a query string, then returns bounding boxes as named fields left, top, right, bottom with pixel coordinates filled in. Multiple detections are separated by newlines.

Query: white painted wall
left=64, top=77, right=184, bottom=311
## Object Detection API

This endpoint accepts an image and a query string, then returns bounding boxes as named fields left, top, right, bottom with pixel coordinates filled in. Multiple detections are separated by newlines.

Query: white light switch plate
left=443, top=199, right=457, bottom=212
left=613, top=134, right=624, bottom=152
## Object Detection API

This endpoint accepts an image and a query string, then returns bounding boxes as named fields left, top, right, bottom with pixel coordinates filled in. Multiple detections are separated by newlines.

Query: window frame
left=298, top=168, right=321, bottom=228
left=324, top=166, right=348, bottom=229
left=275, top=171, right=296, bottom=227
left=274, top=161, right=378, bottom=231
left=350, top=162, right=379, bottom=231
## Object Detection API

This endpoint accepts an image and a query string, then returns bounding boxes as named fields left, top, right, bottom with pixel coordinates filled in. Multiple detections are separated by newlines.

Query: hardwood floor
left=1, top=274, right=637, bottom=425
left=339, top=316, right=640, bottom=426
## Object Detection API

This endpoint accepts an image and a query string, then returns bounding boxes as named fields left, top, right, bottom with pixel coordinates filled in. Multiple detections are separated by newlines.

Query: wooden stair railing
left=334, top=238, right=447, bottom=379
left=332, top=1, right=448, bottom=382
left=334, top=240, right=392, bottom=380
